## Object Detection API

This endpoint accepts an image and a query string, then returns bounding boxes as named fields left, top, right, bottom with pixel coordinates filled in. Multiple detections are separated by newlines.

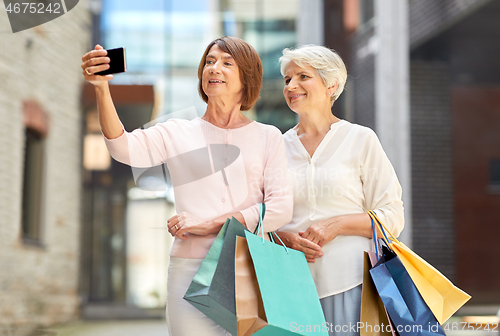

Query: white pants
left=166, top=257, right=230, bottom=336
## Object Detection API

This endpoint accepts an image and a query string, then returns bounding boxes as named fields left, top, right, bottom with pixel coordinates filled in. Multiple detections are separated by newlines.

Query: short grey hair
left=279, top=45, right=347, bottom=103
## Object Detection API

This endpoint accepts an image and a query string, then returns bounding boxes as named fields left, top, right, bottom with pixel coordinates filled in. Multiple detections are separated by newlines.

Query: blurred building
left=0, top=0, right=92, bottom=333
left=324, top=0, right=500, bottom=305
left=409, top=0, right=500, bottom=304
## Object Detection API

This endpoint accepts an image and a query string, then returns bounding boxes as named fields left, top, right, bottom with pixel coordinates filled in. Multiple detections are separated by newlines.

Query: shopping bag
left=235, top=236, right=268, bottom=336
left=368, top=211, right=471, bottom=324
left=368, top=217, right=446, bottom=336
left=236, top=204, right=328, bottom=335
left=360, top=251, right=395, bottom=336
left=183, top=215, right=250, bottom=335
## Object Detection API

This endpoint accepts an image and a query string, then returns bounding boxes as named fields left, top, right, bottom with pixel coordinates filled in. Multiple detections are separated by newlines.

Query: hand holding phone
left=95, top=47, right=127, bottom=76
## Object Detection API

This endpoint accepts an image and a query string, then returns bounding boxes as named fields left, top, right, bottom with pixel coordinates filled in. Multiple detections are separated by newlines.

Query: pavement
left=49, top=320, right=168, bottom=336
left=43, top=318, right=499, bottom=336
left=18, top=310, right=499, bottom=336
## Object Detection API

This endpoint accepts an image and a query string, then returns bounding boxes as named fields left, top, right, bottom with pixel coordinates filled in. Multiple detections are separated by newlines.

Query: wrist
left=276, top=231, right=291, bottom=246
left=210, top=217, right=225, bottom=233
left=94, top=82, right=109, bottom=92
left=327, top=216, right=343, bottom=236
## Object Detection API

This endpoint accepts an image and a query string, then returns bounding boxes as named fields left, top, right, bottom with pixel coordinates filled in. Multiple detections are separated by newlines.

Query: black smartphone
left=95, top=47, right=127, bottom=76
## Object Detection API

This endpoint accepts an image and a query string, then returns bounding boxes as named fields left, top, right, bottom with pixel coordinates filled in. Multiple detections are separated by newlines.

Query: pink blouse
left=104, top=117, right=293, bottom=259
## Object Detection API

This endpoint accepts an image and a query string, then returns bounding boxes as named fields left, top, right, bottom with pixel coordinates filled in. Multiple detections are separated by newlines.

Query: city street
left=50, top=320, right=168, bottom=336
left=2, top=0, right=500, bottom=334
left=44, top=316, right=499, bottom=336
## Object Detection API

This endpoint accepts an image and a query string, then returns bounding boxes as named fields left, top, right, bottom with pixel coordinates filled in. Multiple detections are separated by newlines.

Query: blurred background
left=1, top=0, right=500, bottom=335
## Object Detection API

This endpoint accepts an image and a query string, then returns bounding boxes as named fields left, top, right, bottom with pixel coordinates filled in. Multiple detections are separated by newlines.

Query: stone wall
left=0, top=1, right=91, bottom=332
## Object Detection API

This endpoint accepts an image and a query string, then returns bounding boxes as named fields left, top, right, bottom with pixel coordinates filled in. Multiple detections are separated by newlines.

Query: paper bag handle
left=253, top=203, right=289, bottom=254
left=368, top=210, right=398, bottom=261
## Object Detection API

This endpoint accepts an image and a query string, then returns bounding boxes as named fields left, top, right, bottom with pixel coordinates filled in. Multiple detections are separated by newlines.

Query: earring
left=328, top=92, right=331, bottom=96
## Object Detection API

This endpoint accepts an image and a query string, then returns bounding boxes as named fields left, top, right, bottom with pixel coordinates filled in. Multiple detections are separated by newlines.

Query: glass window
left=360, top=0, right=374, bottom=25
left=490, top=159, right=500, bottom=185
left=100, top=0, right=299, bottom=131
left=22, top=128, right=45, bottom=243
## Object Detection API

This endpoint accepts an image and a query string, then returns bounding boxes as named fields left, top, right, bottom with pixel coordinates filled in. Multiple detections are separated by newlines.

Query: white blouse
left=280, top=119, right=404, bottom=298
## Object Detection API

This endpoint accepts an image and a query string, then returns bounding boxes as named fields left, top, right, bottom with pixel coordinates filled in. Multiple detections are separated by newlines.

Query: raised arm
left=81, top=44, right=124, bottom=139
left=82, top=45, right=169, bottom=167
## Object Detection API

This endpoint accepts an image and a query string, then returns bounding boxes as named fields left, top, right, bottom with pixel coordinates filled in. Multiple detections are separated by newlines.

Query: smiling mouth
left=290, top=94, right=305, bottom=100
left=209, top=80, right=226, bottom=84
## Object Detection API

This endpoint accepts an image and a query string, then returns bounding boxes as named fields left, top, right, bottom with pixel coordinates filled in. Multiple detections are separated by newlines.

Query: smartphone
left=95, top=47, right=127, bottom=76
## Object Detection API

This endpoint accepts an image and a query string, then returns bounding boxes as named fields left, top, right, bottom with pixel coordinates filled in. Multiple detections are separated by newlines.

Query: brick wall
left=0, top=1, right=91, bottom=332
left=410, top=60, right=455, bottom=280
left=409, top=0, right=493, bottom=48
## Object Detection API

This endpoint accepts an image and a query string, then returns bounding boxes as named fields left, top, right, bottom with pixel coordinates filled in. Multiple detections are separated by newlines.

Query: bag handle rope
left=254, top=203, right=288, bottom=254
left=368, top=210, right=398, bottom=261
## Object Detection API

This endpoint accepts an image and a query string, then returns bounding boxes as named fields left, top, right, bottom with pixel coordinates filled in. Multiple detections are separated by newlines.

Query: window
left=360, top=0, right=374, bottom=25
left=22, top=128, right=45, bottom=242
left=488, top=159, right=500, bottom=194
left=21, top=100, right=48, bottom=244
left=490, top=159, right=500, bottom=185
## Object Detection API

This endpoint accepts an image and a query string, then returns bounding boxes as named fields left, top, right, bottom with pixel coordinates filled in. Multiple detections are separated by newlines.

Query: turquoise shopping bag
left=240, top=204, right=328, bottom=335
left=183, top=216, right=248, bottom=335
left=184, top=205, right=266, bottom=335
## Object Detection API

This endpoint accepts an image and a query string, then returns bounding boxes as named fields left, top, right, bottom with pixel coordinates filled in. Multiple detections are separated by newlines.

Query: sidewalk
left=39, top=310, right=500, bottom=336
left=49, top=320, right=168, bottom=336
left=47, top=318, right=498, bottom=336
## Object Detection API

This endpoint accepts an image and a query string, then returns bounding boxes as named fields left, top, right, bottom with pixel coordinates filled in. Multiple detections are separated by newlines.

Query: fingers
left=82, top=47, right=107, bottom=63
left=301, top=246, right=323, bottom=258
left=84, top=56, right=111, bottom=68
left=167, top=216, right=179, bottom=228
left=305, top=254, right=317, bottom=263
left=299, top=236, right=321, bottom=251
left=284, top=233, right=322, bottom=258
left=83, top=63, right=110, bottom=76
left=167, top=216, right=180, bottom=237
left=300, top=229, right=322, bottom=245
left=176, top=227, right=189, bottom=240
left=81, top=50, right=112, bottom=83
left=299, top=244, right=323, bottom=258
left=81, top=56, right=110, bottom=73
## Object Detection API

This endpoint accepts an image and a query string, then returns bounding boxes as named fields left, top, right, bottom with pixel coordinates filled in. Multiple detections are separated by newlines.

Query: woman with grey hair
left=276, top=45, right=405, bottom=335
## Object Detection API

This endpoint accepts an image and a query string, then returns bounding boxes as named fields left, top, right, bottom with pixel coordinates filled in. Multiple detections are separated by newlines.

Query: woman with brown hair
left=81, top=37, right=292, bottom=335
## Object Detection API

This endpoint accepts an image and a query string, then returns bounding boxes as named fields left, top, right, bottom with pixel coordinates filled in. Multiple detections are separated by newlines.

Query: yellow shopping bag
left=368, top=210, right=471, bottom=324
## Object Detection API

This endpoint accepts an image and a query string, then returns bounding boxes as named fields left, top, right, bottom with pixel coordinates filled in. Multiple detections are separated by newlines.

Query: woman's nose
left=287, top=78, right=297, bottom=90
left=210, top=62, right=222, bottom=74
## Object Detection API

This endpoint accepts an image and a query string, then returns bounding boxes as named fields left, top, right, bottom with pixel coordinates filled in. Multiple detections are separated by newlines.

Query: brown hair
left=197, top=36, right=263, bottom=111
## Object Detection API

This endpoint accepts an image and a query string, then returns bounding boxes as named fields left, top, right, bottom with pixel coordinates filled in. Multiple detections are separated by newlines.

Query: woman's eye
left=284, top=78, right=290, bottom=84
left=206, top=60, right=213, bottom=64
left=224, top=62, right=232, bottom=66
left=301, top=74, right=309, bottom=79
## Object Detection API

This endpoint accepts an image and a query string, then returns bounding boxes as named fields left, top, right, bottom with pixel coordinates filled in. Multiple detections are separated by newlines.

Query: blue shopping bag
left=369, top=216, right=446, bottom=336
